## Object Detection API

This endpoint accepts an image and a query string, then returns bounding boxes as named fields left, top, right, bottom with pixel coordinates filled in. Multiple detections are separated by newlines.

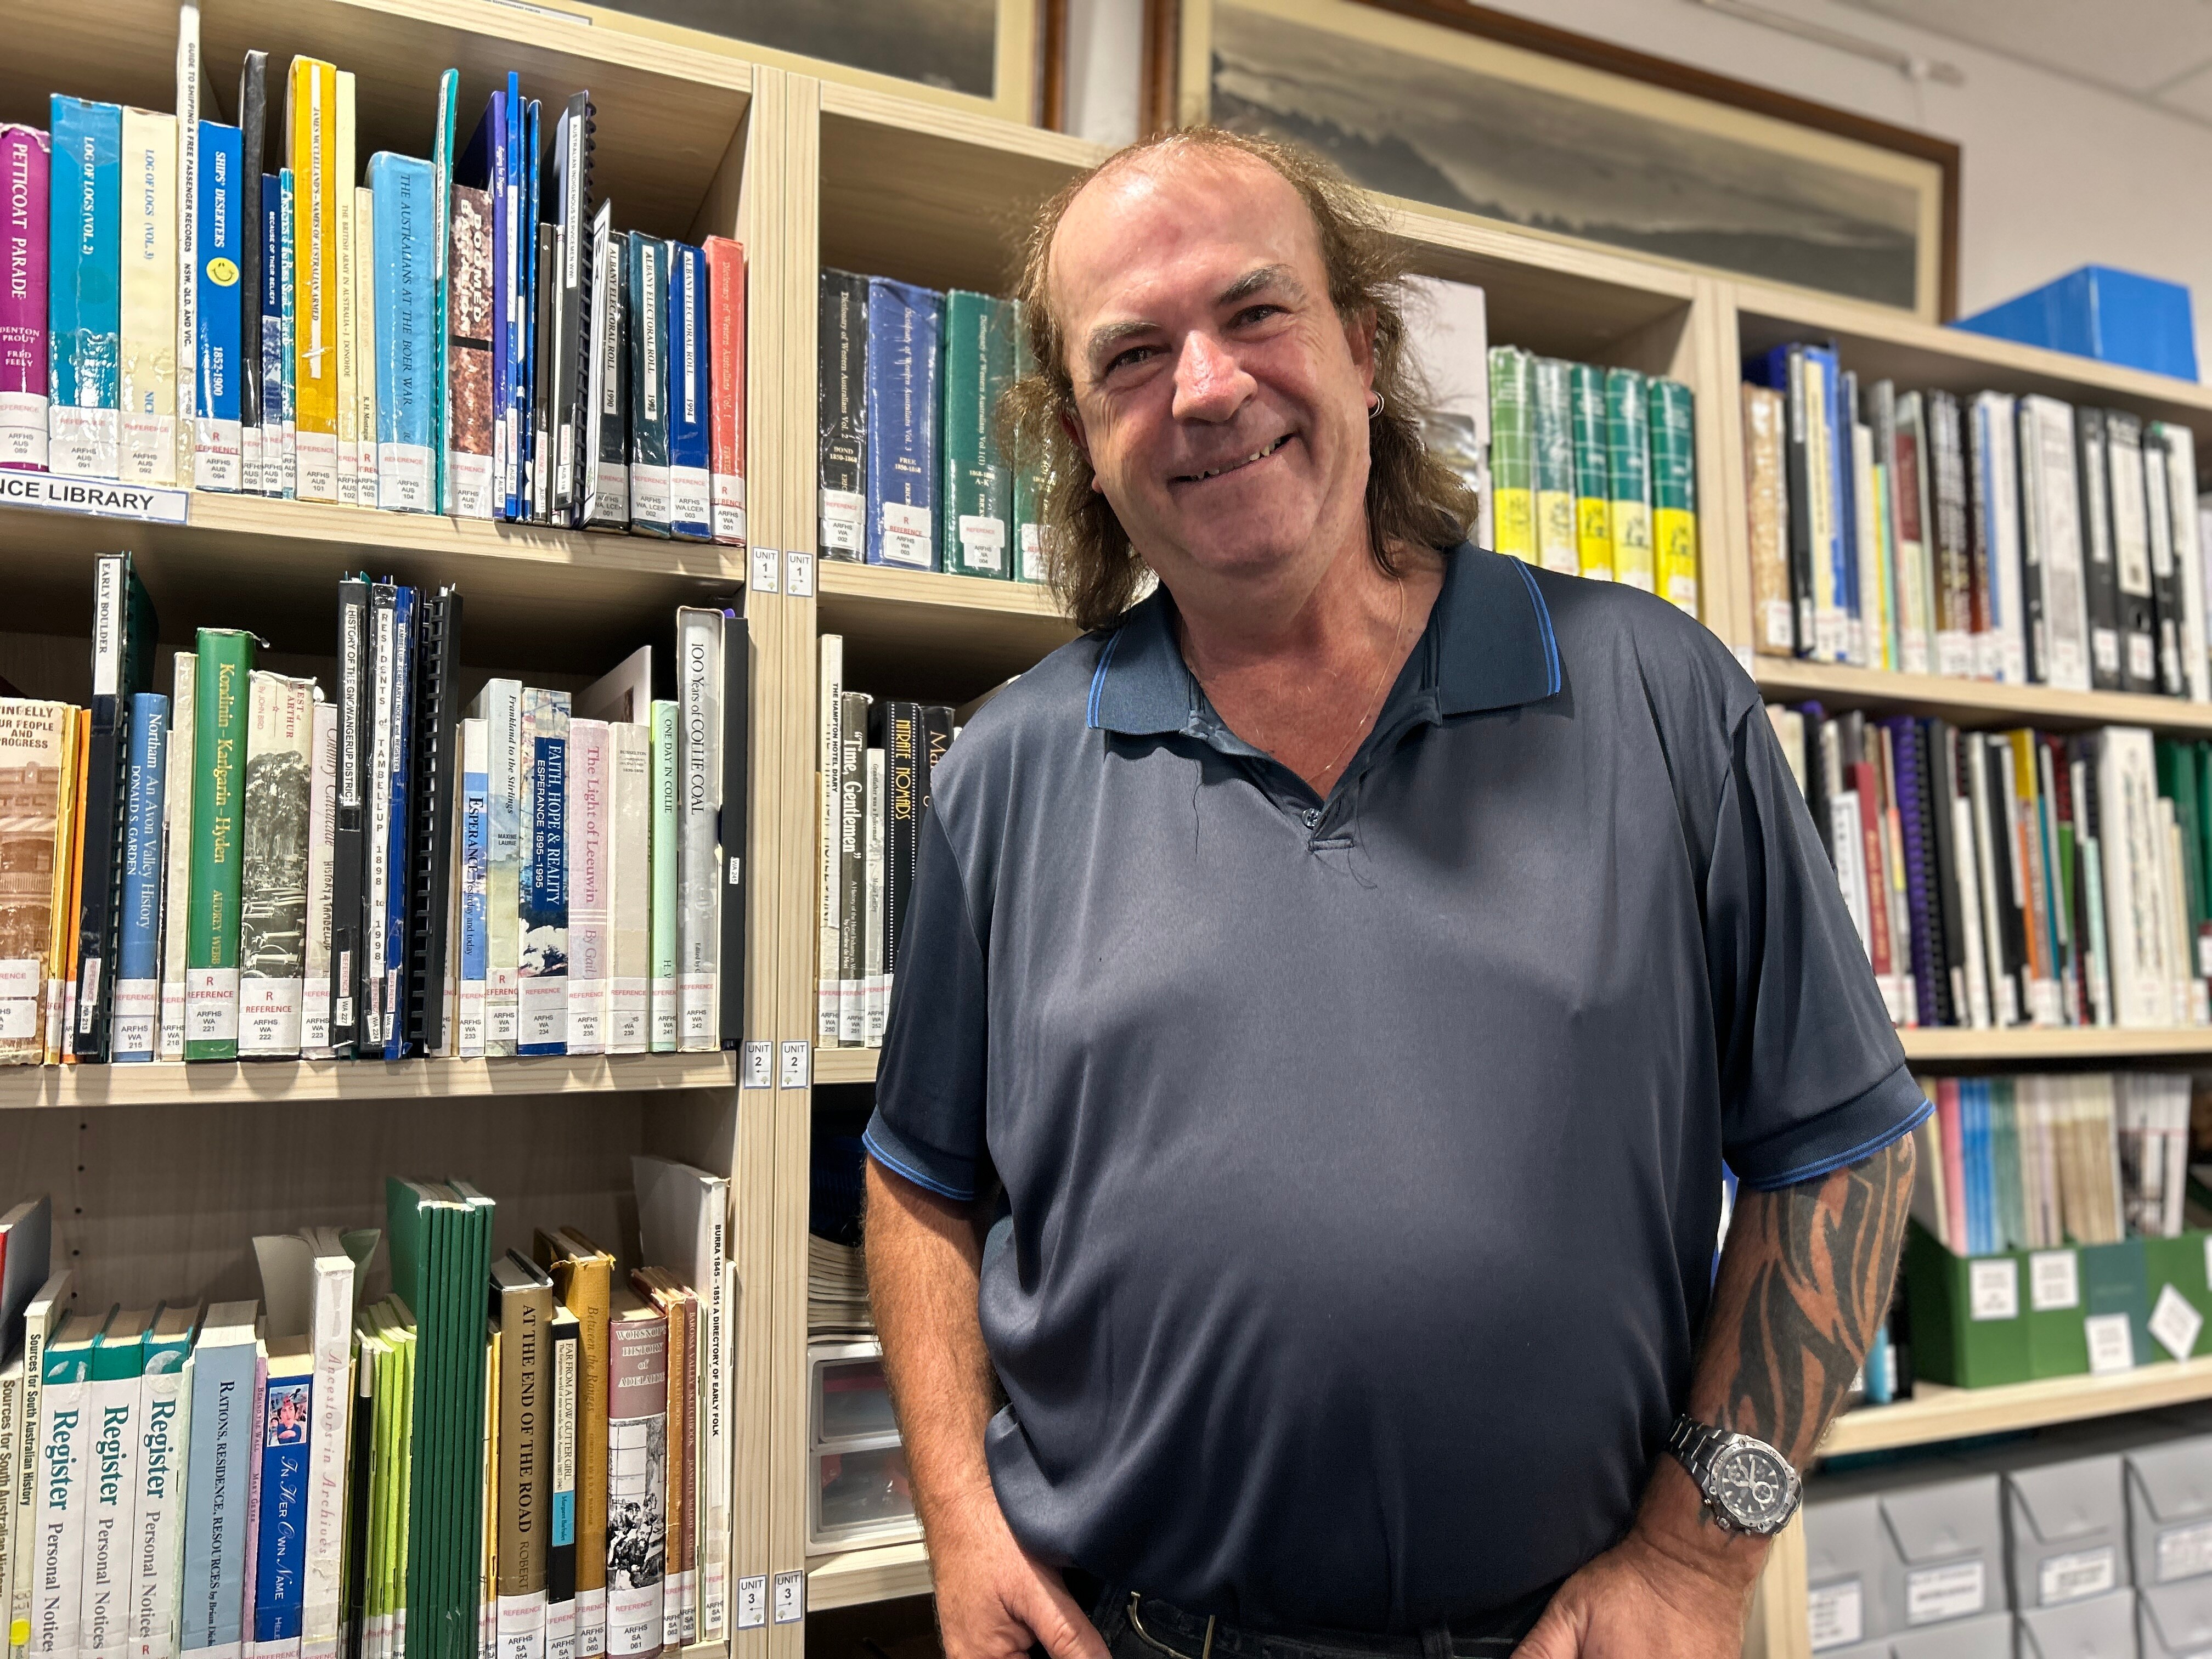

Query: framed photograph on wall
left=1170, top=0, right=1960, bottom=319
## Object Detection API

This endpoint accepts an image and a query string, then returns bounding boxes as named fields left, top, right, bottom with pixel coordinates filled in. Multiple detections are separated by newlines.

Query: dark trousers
left=1068, top=1578, right=1553, bottom=1659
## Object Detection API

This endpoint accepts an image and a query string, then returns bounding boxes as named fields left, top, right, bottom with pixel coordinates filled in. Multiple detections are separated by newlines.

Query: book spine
left=32, top=1357, right=92, bottom=1659
left=1568, top=361, right=1611, bottom=581
left=236, top=55, right=264, bottom=493
left=301, top=703, right=336, bottom=1056
left=601, top=1321, right=663, bottom=1659
left=237, top=674, right=314, bottom=1058
left=582, top=204, right=625, bottom=528
left=2107, top=410, right=2160, bottom=693
left=478, top=679, right=522, bottom=1058
left=1931, top=390, right=1975, bottom=676
left=532, top=220, right=554, bottom=521
left=403, top=588, right=460, bottom=1056
left=431, top=70, right=456, bottom=521
left=2157, top=425, right=2209, bottom=701
left=0, top=1364, right=18, bottom=1654
left=518, top=689, right=569, bottom=1057
left=706, top=238, right=744, bottom=547
left=666, top=242, right=710, bottom=541
left=624, top=233, right=670, bottom=535
left=609, top=725, right=648, bottom=1056
left=0, top=126, right=50, bottom=471
left=194, top=124, right=243, bottom=490
left=363, top=590, right=394, bottom=1052
left=816, top=269, right=865, bottom=559
left=1831, top=368, right=1861, bottom=662
left=369, top=154, right=433, bottom=511
left=1648, top=377, right=1699, bottom=617
left=2145, top=425, right=2186, bottom=697
left=546, top=1323, right=577, bottom=1659
left=1743, top=385, right=1792, bottom=653
left=459, top=718, right=488, bottom=1059
left=2025, top=397, right=2091, bottom=691
left=57, top=708, right=86, bottom=1061
left=939, top=291, right=1011, bottom=579
left=1601, top=366, right=1650, bottom=595
left=376, top=589, right=414, bottom=1060
left=72, top=556, right=131, bottom=1063
left=2080, top=408, right=2123, bottom=691
left=447, top=186, right=494, bottom=518
left=329, top=580, right=367, bottom=1058
left=185, top=630, right=255, bottom=1059
left=648, top=702, right=677, bottom=1053
left=676, top=610, right=720, bottom=1052
left=302, top=1266, right=352, bottom=1659
left=332, top=76, right=354, bottom=505
left=277, top=169, right=294, bottom=497
left=114, top=692, right=167, bottom=1062
left=49, top=97, right=122, bottom=479
left=1486, top=347, right=1532, bottom=562
left=174, top=10, right=199, bottom=492
left=697, top=1212, right=727, bottom=1642
left=82, top=1356, right=143, bottom=1659
left=157, top=657, right=195, bottom=1059
left=837, top=691, right=866, bottom=1046
left=864, top=746, right=885, bottom=1047
left=251, top=1371, right=307, bottom=1657
left=1528, top=356, right=1575, bottom=576
left=255, top=177, right=279, bottom=495
left=566, top=719, right=611, bottom=1057
left=883, top=701, right=919, bottom=1019
left=518, top=93, right=541, bottom=524
left=287, top=60, right=337, bottom=501
left=864, top=276, right=939, bottom=569
left=493, top=1294, right=546, bottom=1659
left=351, top=190, right=374, bottom=509
left=716, top=612, right=747, bottom=1052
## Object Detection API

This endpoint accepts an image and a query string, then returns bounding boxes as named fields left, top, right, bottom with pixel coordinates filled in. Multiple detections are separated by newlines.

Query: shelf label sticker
left=2038, top=1545, right=2116, bottom=1606
left=735, top=1577, right=766, bottom=1631
left=771, top=1571, right=804, bottom=1626
left=2158, top=1519, right=2212, bottom=1584
left=780, top=1039, right=811, bottom=1089
left=751, top=545, right=780, bottom=593
left=1968, top=1259, right=2018, bottom=1322
left=0, top=470, right=189, bottom=524
left=2086, top=1312, right=2135, bottom=1375
left=2029, top=1250, right=2080, bottom=1312
left=2153, top=1283, right=2204, bottom=1362
left=785, top=548, right=815, bottom=597
left=1807, top=1578, right=1862, bottom=1652
left=1905, top=1559, right=1985, bottom=1626
left=742, top=1040, right=773, bottom=1090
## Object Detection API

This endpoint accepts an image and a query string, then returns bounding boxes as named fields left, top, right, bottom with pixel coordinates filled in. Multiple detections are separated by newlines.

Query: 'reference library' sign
left=0, top=471, right=190, bottom=524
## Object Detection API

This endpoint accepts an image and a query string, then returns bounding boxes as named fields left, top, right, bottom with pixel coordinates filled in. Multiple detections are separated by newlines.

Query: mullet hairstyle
left=1005, top=125, right=1477, bottom=634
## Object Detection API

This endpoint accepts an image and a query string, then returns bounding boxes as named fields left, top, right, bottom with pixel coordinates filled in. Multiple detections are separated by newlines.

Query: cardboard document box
left=1811, top=1610, right=2014, bottom=1659
left=2141, top=1576, right=2212, bottom=1657
left=1877, top=1471, right=2007, bottom=1634
left=2128, top=1434, right=2212, bottom=1588
left=2003, top=1453, right=2130, bottom=1610
left=2015, top=1588, right=2139, bottom=1658
left=1806, top=1490, right=1885, bottom=1651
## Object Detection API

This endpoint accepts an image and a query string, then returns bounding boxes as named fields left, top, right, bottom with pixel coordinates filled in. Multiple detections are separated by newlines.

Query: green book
left=1530, top=357, right=1576, bottom=577
left=185, top=628, right=257, bottom=1060
left=1649, top=376, right=1700, bottom=617
left=1486, top=346, right=1532, bottom=563
left=1568, top=362, right=1611, bottom=582
left=650, top=699, right=679, bottom=1053
left=939, top=290, right=1015, bottom=579
left=1604, top=368, right=1654, bottom=594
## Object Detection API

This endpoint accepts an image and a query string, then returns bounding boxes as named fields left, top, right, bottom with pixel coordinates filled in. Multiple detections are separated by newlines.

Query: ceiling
left=1838, top=0, right=2212, bottom=124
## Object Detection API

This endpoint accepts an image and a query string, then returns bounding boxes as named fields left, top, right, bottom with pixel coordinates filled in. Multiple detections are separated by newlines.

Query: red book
left=1852, top=759, right=1893, bottom=985
left=705, top=236, right=746, bottom=548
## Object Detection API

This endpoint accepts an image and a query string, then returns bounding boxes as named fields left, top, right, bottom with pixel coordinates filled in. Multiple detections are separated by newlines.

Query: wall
left=1066, top=0, right=2212, bottom=374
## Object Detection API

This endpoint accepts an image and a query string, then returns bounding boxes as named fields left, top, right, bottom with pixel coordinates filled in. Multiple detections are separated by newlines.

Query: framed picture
left=572, top=0, right=1043, bottom=125
left=1171, top=0, right=1960, bottom=319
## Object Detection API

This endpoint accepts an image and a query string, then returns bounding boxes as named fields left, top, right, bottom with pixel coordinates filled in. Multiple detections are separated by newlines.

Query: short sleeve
left=1707, top=703, right=1931, bottom=1190
left=865, top=807, right=990, bottom=1201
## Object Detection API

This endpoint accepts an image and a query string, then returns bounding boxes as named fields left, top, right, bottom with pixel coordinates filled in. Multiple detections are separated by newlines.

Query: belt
left=1109, top=1589, right=1546, bottom=1659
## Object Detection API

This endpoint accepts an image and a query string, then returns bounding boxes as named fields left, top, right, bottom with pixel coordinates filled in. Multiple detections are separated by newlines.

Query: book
left=174, top=7, right=200, bottom=490
left=648, top=702, right=677, bottom=1054
left=368, top=153, right=434, bottom=511
left=49, top=97, right=122, bottom=479
left=625, top=1276, right=686, bottom=1650
left=2152, top=424, right=2209, bottom=701
left=1529, top=356, right=1576, bottom=577
left=457, top=718, right=489, bottom=1059
left=302, top=703, right=337, bottom=1056
left=376, top=586, right=417, bottom=1061
left=490, top=1256, right=551, bottom=1659
left=112, top=692, right=168, bottom=1063
left=157, top=656, right=195, bottom=1061
left=550, top=94, right=592, bottom=525
left=1649, top=377, right=1699, bottom=616
left=57, top=707, right=87, bottom=1061
left=174, top=1304, right=254, bottom=1659
left=881, top=699, right=921, bottom=1037
left=864, top=276, right=939, bottom=569
left=816, top=269, right=866, bottom=561
left=0, top=704, right=72, bottom=1064
left=0, top=126, right=49, bottom=471
left=715, top=610, right=747, bottom=1053
left=286, top=59, right=338, bottom=501
left=1568, top=362, right=1611, bottom=581
left=277, top=167, right=295, bottom=496
left=608, top=723, right=649, bottom=1057
left=126, top=1303, right=195, bottom=1659
left=82, top=1308, right=152, bottom=1659
left=445, top=185, right=495, bottom=518
left=864, top=744, right=885, bottom=1045
left=74, top=552, right=157, bottom=1065
left=333, top=72, right=357, bottom=506
left=601, top=1294, right=664, bottom=1659
left=352, top=189, right=376, bottom=508
left=430, top=69, right=457, bottom=521
left=1744, top=383, right=1791, bottom=654
left=329, top=579, right=369, bottom=1059
left=2021, top=395, right=2091, bottom=691
left=239, top=672, right=316, bottom=1058
left=1925, top=390, right=1971, bottom=676
left=939, top=290, right=1013, bottom=579
left=2145, top=424, right=2186, bottom=697
left=255, top=173, right=281, bottom=495
left=467, top=679, right=522, bottom=1059
left=624, top=233, right=670, bottom=536
left=545, top=1306, right=579, bottom=1659
left=2106, top=410, right=2160, bottom=693
left=566, top=718, right=611, bottom=1057
left=837, top=689, right=866, bottom=1045
left=1970, top=391, right=2026, bottom=683
left=532, top=219, right=555, bottom=521
left=665, top=241, right=710, bottom=541
left=532, top=1230, right=611, bottom=1659
left=519, top=689, right=571, bottom=1057
left=1486, top=347, right=1533, bottom=563
left=32, top=1308, right=108, bottom=1659
left=582, top=204, right=624, bottom=531
left=251, top=1339, right=312, bottom=1659
left=195, top=122, right=245, bottom=491
left=236, top=54, right=266, bottom=492
left=2079, top=407, right=2124, bottom=691
left=185, top=629, right=256, bottom=1060
left=403, top=588, right=461, bottom=1058
left=704, top=238, right=744, bottom=548
left=676, top=608, right=721, bottom=1053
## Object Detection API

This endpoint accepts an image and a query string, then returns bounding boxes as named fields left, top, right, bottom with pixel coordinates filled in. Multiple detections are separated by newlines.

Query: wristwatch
left=1665, top=1415, right=1803, bottom=1536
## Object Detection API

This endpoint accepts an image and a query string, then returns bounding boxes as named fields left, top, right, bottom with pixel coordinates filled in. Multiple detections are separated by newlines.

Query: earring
left=1368, top=392, right=1385, bottom=418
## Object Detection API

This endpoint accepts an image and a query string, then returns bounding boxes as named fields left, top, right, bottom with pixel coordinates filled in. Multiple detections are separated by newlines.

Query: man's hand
left=930, top=1481, right=1109, bottom=1659
left=1509, top=1528, right=1756, bottom=1659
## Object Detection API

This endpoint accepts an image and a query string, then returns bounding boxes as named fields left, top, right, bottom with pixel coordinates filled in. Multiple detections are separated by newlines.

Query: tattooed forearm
left=1694, top=1135, right=1917, bottom=1464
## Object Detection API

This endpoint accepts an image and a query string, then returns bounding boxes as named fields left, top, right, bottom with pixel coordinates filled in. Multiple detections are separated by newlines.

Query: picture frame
left=1169, top=0, right=1961, bottom=319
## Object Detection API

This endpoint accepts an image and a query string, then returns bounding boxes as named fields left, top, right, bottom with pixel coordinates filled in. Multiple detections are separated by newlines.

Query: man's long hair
left=1005, top=126, right=1477, bottom=634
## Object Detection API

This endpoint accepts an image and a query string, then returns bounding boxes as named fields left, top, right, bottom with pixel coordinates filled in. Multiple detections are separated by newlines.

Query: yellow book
left=535, top=1227, right=613, bottom=1645
left=1531, top=357, right=1578, bottom=577
left=335, top=70, right=358, bottom=506
left=355, top=188, right=377, bottom=506
left=287, top=56, right=340, bottom=500
left=119, top=108, right=179, bottom=486
left=1570, top=363, right=1612, bottom=580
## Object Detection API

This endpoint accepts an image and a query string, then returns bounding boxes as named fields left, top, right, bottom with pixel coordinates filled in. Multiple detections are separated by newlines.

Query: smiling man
left=861, top=129, right=1927, bottom=1659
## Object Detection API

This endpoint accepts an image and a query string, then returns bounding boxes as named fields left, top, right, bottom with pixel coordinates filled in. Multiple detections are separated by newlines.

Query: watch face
left=1711, top=1442, right=1797, bottom=1532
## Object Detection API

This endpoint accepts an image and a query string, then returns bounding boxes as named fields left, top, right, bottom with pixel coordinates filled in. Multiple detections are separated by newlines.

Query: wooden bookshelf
left=1901, top=1027, right=2212, bottom=1062
left=1753, top=657, right=2212, bottom=736
left=0, top=1052, right=736, bottom=1110
left=816, top=561, right=1077, bottom=700
left=1820, top=1359, right=2212, bottom=1458
left=806, top=1541, right=933, bottom=1612
left=814, top=1046, right=881, bottom=1086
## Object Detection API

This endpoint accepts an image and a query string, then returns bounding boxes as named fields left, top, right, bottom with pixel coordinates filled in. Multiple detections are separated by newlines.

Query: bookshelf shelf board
left=814, top=1046, right=880, bottom=1086
left=806, top=1540, right=933, bottom=1611
left=1899, top=1026, right=2212, bottom=1062
left=816, top=562, right=1079, bottom=702
left=0, top=1052, right=736, bottom=1111
left=1820, top=1357, right=2212, bottom=1458
left=1753, top=658, right=2212, bottom=735
left=1731, top=283, right=2212, bottom=449
left=8, top=494, right=744, bottom=669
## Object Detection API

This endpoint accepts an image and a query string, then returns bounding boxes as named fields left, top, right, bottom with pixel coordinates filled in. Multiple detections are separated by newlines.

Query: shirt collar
left=1085, top=543, right=1561, bottom=736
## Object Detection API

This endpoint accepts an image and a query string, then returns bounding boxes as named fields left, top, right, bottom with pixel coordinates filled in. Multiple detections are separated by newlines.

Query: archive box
left=1905, top=1226, right=2152, bottom=1387
left=1812, top=1610, right=2013, bottom=1659
left=808, top=1338, right=922, bottom=1553
left=2013, top=1588, right=2138, bottom=1658
left=2001, top=1452, right=2130, bottom=1611
left=1804, top=1466, right=2006, bottom=1646
left=1953, top=264, right=2199, bottom=381
left=2141, top=1576, right=2212, bottom=1658
left=2126, top=1434, right=2212, bottom=1589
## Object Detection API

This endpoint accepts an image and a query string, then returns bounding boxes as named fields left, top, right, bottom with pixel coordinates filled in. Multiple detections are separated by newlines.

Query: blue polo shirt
left=865, top=544, right=1928, bottom=1634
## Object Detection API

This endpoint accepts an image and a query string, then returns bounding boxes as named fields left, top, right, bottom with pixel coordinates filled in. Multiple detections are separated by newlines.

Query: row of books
left=4, top=11, right=746, bottom=537
left=815, top=272, right=1042, bottom=580
left=0, top=1158, right=731, bottom=1659
left=1743, top=349, right=2208, bottom=698
left=812, top=635, right=965, bottom=1047
left=1912, top=1073, right=2192, bottom=1259
left=0, top=555, right=748, bottom=1066
left=1767, top=706, right=2212, bottom=1032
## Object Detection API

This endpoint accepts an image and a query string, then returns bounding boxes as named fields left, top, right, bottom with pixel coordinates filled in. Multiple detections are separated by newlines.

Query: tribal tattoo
left=1709, top=1135, right=1917, bottom=1464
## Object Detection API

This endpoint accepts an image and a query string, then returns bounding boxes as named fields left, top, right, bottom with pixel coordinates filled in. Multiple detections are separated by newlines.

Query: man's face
left=1049, top=150, right=1376, bottom=590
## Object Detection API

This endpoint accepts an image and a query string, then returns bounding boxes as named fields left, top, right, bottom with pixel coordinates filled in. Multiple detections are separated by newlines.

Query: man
left=863, top=127, right=1922, bottom=1659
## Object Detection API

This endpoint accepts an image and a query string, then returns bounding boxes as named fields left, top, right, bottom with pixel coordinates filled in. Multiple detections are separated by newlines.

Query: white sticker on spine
left=2038, top=1545, right=2115, bottom=1605
left=1905, top=1558, right=1985, bottom=1624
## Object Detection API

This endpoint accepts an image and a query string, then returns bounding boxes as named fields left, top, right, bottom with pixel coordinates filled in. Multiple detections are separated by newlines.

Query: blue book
left=520, top=95, right=541, bottom=520
left=114, top=692, right=167, bottom=1063
left=382, top=584, right=416, bottom=1059
left=178, top=1305, right=258, bottom=1659
left=864, top=275, right=941, bottom=568
left=252, top=1344, right=312, bottom=1646
left=461, top=736, right=489, bottom=1034
left=624, top=232, right=672, bottom=535
left=431, top=70, right=460, bottom=516
left=518, top=687, right=569, bottom=1056
left=1832, top=366, right=1860, bottom=659
left=257, top=177, right=281, bottom=496
left=278, top=167, right=297, bottom=499
left=455, top=92, right=509, bottom=514
left=194, top=122, right=244, bottom=492
left=48, top=96, right=122, bottom=479
left=668, top=240, right=712, bottom=541
left=369, top=152, right=437, bottom=511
